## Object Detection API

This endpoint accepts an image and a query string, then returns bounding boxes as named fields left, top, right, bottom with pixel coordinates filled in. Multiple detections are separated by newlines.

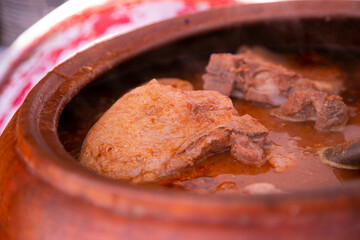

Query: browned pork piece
left=272, top=89, right=348, bottom=130
left=266, top=144, right=295, bottom=172
left=80, top=80, right=271, bottom=183
left=203, top=49, right=348, bottom=130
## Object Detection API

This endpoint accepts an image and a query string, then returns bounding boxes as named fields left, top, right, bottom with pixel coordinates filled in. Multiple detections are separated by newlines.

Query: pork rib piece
left=80, top=80, right=269, bottom=183
left=271, top=89, right=348, bottom=130
left=203, top=49, right=348, bottom=130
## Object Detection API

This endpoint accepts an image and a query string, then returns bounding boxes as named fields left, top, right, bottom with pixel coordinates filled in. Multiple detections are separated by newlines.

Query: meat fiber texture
left=203, top=49, right=348, bottom=131
left=80, top=80, right=269, bottom=183
left=271, top=89, right=348, bottom=130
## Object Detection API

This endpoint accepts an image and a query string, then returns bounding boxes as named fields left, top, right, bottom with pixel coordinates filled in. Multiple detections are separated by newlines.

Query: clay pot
left=1, top=1, right=360, bottom=239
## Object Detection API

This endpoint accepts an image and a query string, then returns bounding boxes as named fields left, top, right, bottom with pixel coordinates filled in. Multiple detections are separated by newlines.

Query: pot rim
left=14, top=0, right=360, bottom=222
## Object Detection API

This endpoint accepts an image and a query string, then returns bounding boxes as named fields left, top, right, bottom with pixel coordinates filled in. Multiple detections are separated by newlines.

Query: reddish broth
left=59, top=50, right=360, bottom=193
left=155, top=98, right=360, bottom=193
left=153, top=52, right=360, bottom=193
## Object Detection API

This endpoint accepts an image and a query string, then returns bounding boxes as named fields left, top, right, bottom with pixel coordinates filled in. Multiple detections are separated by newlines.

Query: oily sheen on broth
left=58, top=47, right=360, bottom=194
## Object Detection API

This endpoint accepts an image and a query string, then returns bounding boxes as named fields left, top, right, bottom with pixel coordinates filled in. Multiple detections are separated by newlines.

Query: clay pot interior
left=57, top=15, right=360, bottom=192
left=3, top=3, right=360, bottom=239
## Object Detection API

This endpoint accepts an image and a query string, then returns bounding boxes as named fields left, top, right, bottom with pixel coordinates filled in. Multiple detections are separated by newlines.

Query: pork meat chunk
left=203, top=50, right=337, bottom=106
left=266, top=145, right=295, bottom=172
left=203, top=49, right=348, bottom=130
left=229, top=114, right=269, bottom=167
left=80, top=80, right=269, bottom=183
left=271, top=89, right=348, bottom=130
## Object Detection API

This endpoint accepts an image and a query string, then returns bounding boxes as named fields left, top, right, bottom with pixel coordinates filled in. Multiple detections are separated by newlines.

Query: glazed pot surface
left=1, top=1, right=360, bottom=239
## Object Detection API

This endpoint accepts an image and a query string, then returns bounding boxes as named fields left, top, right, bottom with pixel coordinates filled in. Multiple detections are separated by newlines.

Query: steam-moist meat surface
left=203, top=49, right=348, bottom=130
left=80, top=80, right=270, bottom=182
left=203, top=50, right=338, bottom=106
left=272, top=89, right=348, bottom=130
